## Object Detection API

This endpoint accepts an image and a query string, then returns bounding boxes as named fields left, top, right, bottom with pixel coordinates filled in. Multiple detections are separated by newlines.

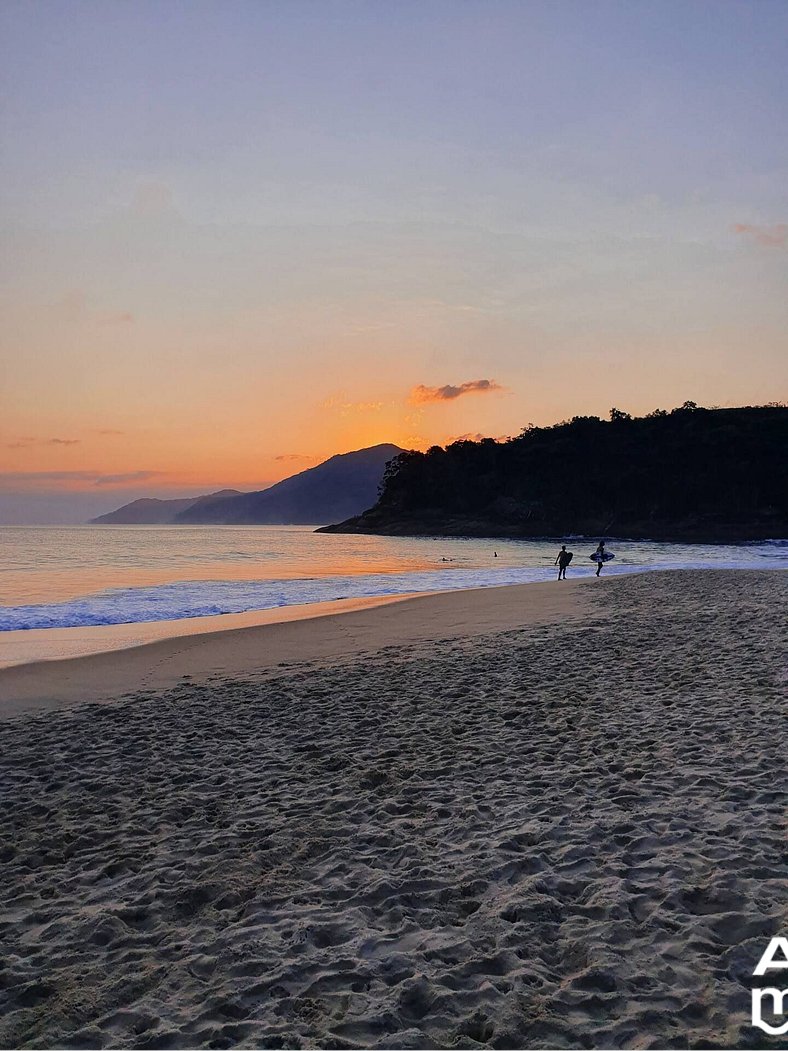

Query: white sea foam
left=1, top=548, right=786, bottom=631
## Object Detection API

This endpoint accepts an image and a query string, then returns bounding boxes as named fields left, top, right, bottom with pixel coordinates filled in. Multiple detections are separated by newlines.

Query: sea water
left=1, top=525, right=785, bottom=632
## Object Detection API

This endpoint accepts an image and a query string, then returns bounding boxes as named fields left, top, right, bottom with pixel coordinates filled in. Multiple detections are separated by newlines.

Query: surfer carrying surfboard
left=593, top=540, right=607, bottom=575
left=555, top=545, right=573, bottom=580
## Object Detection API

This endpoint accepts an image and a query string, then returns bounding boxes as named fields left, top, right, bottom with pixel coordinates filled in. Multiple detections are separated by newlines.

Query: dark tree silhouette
left=321, top=404, right=788, bottom=541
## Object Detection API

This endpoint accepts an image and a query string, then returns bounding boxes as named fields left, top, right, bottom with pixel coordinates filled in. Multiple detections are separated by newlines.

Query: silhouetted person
left=594, top=540, right=606, bottom=576
left=555, top=545, right=572, bottom=580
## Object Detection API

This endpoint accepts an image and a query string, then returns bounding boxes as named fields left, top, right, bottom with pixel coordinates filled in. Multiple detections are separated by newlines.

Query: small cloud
left=274, top=453, right=318, bottom=462
left=0, top=470, right=162, bottom=492
left=48, top=292, right=135, bottom=327
left=409, top=379, right=505, bottom=404
left=346, top=321, right=397, bottom=334
left=98, top=311, right=134, bottom=326
left=321, top=396, right=386, bottom=417
left=348, top=401, right=384, bottom=414
left=732, top=223, right=787, bottom=248
left=447, top=432, right=510, bottom=444
left=0, top=471, right=99, bottom=490
left=415, top=297, right=486, bottom=316
left=401, top=433, right=427, bottom=450
left=447, top=433, right=487, bottom=443
left=93, top=471, right=162, bottom=486
left=7, top=436, right=81, bottom=448
left=131, top=181, right=175, bottom=217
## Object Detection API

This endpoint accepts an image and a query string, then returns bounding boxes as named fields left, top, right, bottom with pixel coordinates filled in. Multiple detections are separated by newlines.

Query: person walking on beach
left=555, top=545, right=572, bottom=580
left=594, top=540, right=606, bottom=576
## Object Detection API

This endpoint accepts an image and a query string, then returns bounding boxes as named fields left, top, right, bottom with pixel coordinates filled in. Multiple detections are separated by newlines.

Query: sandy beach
left=1, top=569, right=786, bottom=1049
left=0, top=594, right=424, bottom=674
left=0, top=579, right=588, bottom=720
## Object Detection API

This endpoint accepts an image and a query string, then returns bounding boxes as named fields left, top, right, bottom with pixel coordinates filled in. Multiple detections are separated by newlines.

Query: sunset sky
left=1, top=0, right=787, bottom=522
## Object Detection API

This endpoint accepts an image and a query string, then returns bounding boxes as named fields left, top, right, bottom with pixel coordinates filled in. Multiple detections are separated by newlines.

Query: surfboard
left=590, top=551, right=615, bottom=562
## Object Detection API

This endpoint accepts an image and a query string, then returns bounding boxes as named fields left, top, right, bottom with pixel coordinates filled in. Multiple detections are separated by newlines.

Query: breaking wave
left=2, top=550, right=786, bottom=631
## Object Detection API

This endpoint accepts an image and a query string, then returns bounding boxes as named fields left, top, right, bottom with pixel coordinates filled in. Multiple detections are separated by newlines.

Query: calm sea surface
left=0, top=525, right=785, bottom=631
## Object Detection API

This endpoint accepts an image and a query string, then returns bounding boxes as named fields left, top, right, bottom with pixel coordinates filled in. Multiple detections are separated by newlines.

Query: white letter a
left=754, top=937, right=788, bottom=976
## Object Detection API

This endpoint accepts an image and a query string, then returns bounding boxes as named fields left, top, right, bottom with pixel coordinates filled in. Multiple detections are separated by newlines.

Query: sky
left=1, top=0, right=787, bottom=523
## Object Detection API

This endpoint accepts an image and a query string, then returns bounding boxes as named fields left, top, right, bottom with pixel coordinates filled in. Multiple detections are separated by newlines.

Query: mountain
left=318, top=404, right=788, bottom=542
left=175, top=444, right=405, bottom=525
left=90, top=490, right=242, bottom=525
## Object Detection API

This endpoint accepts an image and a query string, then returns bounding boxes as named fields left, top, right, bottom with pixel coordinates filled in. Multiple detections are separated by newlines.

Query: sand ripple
left=1, top=571, right=786, bottom=1049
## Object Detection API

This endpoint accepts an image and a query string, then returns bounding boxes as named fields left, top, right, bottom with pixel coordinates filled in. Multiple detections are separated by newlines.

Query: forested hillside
left=319, top=404, right=788, bottom=541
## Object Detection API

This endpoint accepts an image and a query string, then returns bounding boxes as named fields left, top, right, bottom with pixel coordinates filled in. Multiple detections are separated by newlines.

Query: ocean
left=1, top=525, right=786, bottom=632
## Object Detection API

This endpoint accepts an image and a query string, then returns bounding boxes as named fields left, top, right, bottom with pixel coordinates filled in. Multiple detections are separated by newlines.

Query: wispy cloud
left=6, top=436, right=80, bottom=449
left=0, top=471, right=99, bottom=490
left=131, top=181, right=176, bottom=217
left=274, top=453, right=318, bottom=463
left=93, top=471, right=162, bottom=486
left=447, top=432, right=510, bottom=444
left=448, top=432, right=487, bottom=443
left=98, top=310, right=135, bottom=326
left=0, top=470, right=162, bottom=491
left=733, top=223, right=788, bottom=248
left=321, top=396, right=386, bottom=417
left=409, top=379, right=505, bottom=404
left=47, top=291, right=136, bottom=326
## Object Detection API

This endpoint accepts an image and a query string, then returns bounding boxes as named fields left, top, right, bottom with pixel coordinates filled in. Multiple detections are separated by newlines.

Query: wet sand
left=0, top=578, right=587, bottom=720
left=0, top=594, right=422, bottom=672
left=0, top=570, right=786, bottom=1049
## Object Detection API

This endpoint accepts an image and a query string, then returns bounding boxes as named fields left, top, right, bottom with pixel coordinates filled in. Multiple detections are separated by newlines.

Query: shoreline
left=0, top=575, right=594, bottom=718
left=1, top=567, right=784, bottom=721
left=2, top=561, right=784, bottom=675
left=0, top=592, right=422, bottom=671
left=316, top=519, right=788, bottom=543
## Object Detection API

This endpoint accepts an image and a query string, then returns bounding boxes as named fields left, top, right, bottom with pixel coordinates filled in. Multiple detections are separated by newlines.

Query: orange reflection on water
left=2, top=550, right=450, bottom=605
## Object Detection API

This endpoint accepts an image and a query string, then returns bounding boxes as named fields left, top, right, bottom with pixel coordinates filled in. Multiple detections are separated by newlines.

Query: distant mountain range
left=90, top=445, right=405, bottom=525
left=90, top=490, right=242, bottom=525
left=176, top=444, right=404, bottom=524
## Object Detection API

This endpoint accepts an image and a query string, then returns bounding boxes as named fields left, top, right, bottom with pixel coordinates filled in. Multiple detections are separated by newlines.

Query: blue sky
left=3, top=1, right=787, bottom=227
left=1, top=0, right=787, bottom=522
